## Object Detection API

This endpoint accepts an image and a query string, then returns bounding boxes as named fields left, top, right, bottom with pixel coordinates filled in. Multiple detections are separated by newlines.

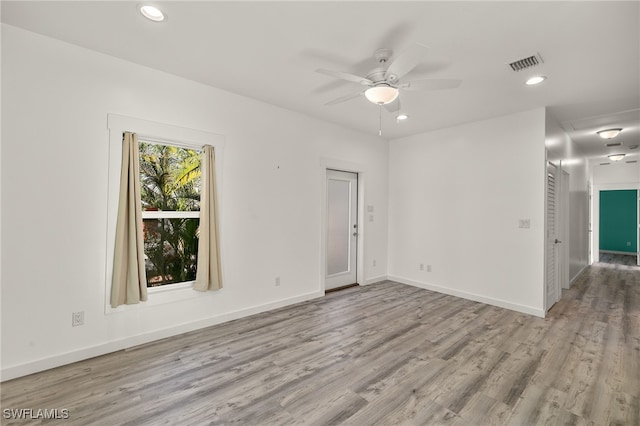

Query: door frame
left=559, top=169, right=570, bottom=290
left=545, top=160, right=561, bottom=312
left=319, top=158, right=367, bottom=292
left=592, top=183, right=640, bottom=265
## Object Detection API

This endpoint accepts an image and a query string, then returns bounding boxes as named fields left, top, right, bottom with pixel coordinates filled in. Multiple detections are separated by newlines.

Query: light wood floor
left=1, top=261, right=639, bottom=425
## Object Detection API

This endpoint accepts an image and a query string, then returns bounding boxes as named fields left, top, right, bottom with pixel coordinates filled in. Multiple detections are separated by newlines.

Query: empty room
left=1, top=1, right=639, bottom=425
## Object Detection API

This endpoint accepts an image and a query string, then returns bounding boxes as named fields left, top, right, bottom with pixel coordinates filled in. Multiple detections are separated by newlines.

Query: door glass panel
left=327, top=179, right=350, bottom=275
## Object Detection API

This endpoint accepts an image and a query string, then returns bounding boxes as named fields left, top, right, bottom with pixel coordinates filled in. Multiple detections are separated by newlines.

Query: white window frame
left=105, top=114, right=225, bottom=313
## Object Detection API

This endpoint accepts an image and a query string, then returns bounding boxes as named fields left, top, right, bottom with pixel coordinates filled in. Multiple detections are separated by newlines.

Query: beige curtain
left=110, top=132, right=148, bottom=307
left=194, top=145, right=223, bottom=291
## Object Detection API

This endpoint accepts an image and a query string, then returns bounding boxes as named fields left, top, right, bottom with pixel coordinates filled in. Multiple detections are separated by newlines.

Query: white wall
left=592, top=160, right=640, bottom=186
left=545, top=112, right=589, bottom=283
left=388, top=108, right=547, bottom=317
left=0, top=25, right=389, bottom=379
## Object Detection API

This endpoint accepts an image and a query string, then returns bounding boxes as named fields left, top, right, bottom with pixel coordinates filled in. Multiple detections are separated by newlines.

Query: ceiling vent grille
left=508, top=53, right=544, bottom=72
left=605, top=142, right=622, bottom=147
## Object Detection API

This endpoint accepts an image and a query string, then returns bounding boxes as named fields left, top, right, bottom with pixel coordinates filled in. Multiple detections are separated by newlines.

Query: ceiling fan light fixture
left=608, top=154, right=626, bottom=161
left=396, top=113, right=409, bottom=122
left=365, top=85, right=399, bottom=105
left=140, top=5, right=165, bottom=22
left=597, top=128, right=622, bottom=139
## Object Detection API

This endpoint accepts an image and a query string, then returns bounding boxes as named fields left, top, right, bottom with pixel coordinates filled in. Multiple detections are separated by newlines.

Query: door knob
left=353, top=232, right=358, bottom=237
left=555, top=239, right=562, bottom=244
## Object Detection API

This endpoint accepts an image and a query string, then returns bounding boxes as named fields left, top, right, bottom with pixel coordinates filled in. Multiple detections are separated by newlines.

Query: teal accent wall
left=599, top=190, right=638, bottom=253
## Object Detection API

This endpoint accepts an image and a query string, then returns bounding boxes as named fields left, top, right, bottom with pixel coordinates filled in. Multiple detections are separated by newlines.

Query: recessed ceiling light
left=525, top=76, right=546, bottom=85
left=608, top=154, right=626, bottom=161
left=597, top=128, right=622, bottom=139
left=396, top=113, right=409, bottom=121
left=140, top=5, right=165, bottom=22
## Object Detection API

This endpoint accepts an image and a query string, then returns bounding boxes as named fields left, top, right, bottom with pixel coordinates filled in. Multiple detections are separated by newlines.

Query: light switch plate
left=519, top=219, right=531, bottom=229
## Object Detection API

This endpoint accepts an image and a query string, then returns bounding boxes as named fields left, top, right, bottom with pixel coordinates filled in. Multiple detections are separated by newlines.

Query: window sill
left=147, top=280, right=194, bottom=294
left=105, top=280, right=218, bottom=314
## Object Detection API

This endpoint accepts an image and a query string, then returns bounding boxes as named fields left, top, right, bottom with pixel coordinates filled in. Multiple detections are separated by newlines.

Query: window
left=106, top=114, right=224, bottom=311
left=139, top=141, right=202, bottom=287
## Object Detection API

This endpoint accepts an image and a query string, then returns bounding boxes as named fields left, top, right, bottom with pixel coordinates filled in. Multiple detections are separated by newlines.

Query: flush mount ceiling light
left=597, top=128, right=622, bottom=139
left=140, top=5, right=165, bottom=22
left=608, top=154, right=626, bottom=161
left=364, top=85, right=399, bottom=105
left=525, top=75, right=546, bottom=85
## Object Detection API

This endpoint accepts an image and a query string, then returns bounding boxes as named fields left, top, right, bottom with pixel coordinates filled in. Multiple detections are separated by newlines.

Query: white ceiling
left=2, top=1, right=639, bottom=161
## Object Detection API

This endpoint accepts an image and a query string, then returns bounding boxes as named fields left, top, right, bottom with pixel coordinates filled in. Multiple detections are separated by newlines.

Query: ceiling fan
left=317, top=43, right=461, bottom=112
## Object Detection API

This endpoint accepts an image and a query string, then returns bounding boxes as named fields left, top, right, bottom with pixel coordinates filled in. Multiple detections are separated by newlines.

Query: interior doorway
left=598, top=189, right=639, bottom=266
left=325, top=169, right=359, bottom=290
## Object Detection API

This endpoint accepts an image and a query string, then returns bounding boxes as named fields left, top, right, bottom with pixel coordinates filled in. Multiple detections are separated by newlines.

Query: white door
left=326, top=169, right=358, bottom=290
left=546, top=162, right=561, bottom=310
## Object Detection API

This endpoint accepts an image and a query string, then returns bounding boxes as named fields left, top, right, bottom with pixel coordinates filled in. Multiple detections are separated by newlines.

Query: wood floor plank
left=2, top=255, right=638, bottom=425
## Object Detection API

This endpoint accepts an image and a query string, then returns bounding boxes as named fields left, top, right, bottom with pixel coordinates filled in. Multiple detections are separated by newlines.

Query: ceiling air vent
left=508, top=53, right=544, bottom=72
left=605, top=142, right=622, bottom=147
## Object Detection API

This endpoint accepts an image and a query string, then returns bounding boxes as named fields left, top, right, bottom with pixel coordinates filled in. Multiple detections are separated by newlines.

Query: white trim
left=147, top=280, right=194, bottom=294
left=108, top=114, right=224, bottom=148
left=364, top=275, right=388, bottom=285
left=105, top=114, right=226, bottom=314
left=1, top=290, right=324, bottom=382
left=389, top=275, right=546, bottom=318
left=569, top=265, right=589, bottom=286
left=141, top=211, right=200, bottom=219
left=319, top=158, right=369, bottom=293
left=599, top=250, right=638, bottom=255
left=592, top=183, right=640, bottom=264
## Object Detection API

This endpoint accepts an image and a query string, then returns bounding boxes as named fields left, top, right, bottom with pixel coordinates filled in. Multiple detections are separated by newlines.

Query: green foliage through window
left=139, top=142, right=202, bottom=287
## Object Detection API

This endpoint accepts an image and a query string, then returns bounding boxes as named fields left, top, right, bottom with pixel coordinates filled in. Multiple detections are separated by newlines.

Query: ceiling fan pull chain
left=379, top=105, right=383, bottom=136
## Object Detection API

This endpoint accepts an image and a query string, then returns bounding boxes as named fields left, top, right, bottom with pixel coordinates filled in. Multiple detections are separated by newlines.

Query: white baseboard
left=569, top=265, right=589, bottom=286
left=599, top=250, right=637, bottom=256
left=388, top=275, right=545, bottom=318
left=1, top=290, right=324, bottom=382
left=363, top=275, right=388, bottom=285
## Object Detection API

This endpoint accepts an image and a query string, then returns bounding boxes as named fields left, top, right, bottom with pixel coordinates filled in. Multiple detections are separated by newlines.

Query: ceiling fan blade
left=317, top=69, right=373, bottom=86
left=384, top=43, right=429, bottom=82
left=399, top=78, right=462, bottom=91
left=325, top=90, right=366, bottom=106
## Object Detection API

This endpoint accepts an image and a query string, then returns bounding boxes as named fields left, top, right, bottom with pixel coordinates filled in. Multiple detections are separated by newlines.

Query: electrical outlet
left=373, top=259, right=377, bottom=267
left=627, top=242, right=632, bottom=246
left=427, top=264, right=432, bottom=272
left=72, top=311, right=84, bottom=327
left=419, top=263, right=424, bottom=271
left=275, top=276, right=281, bottom=286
